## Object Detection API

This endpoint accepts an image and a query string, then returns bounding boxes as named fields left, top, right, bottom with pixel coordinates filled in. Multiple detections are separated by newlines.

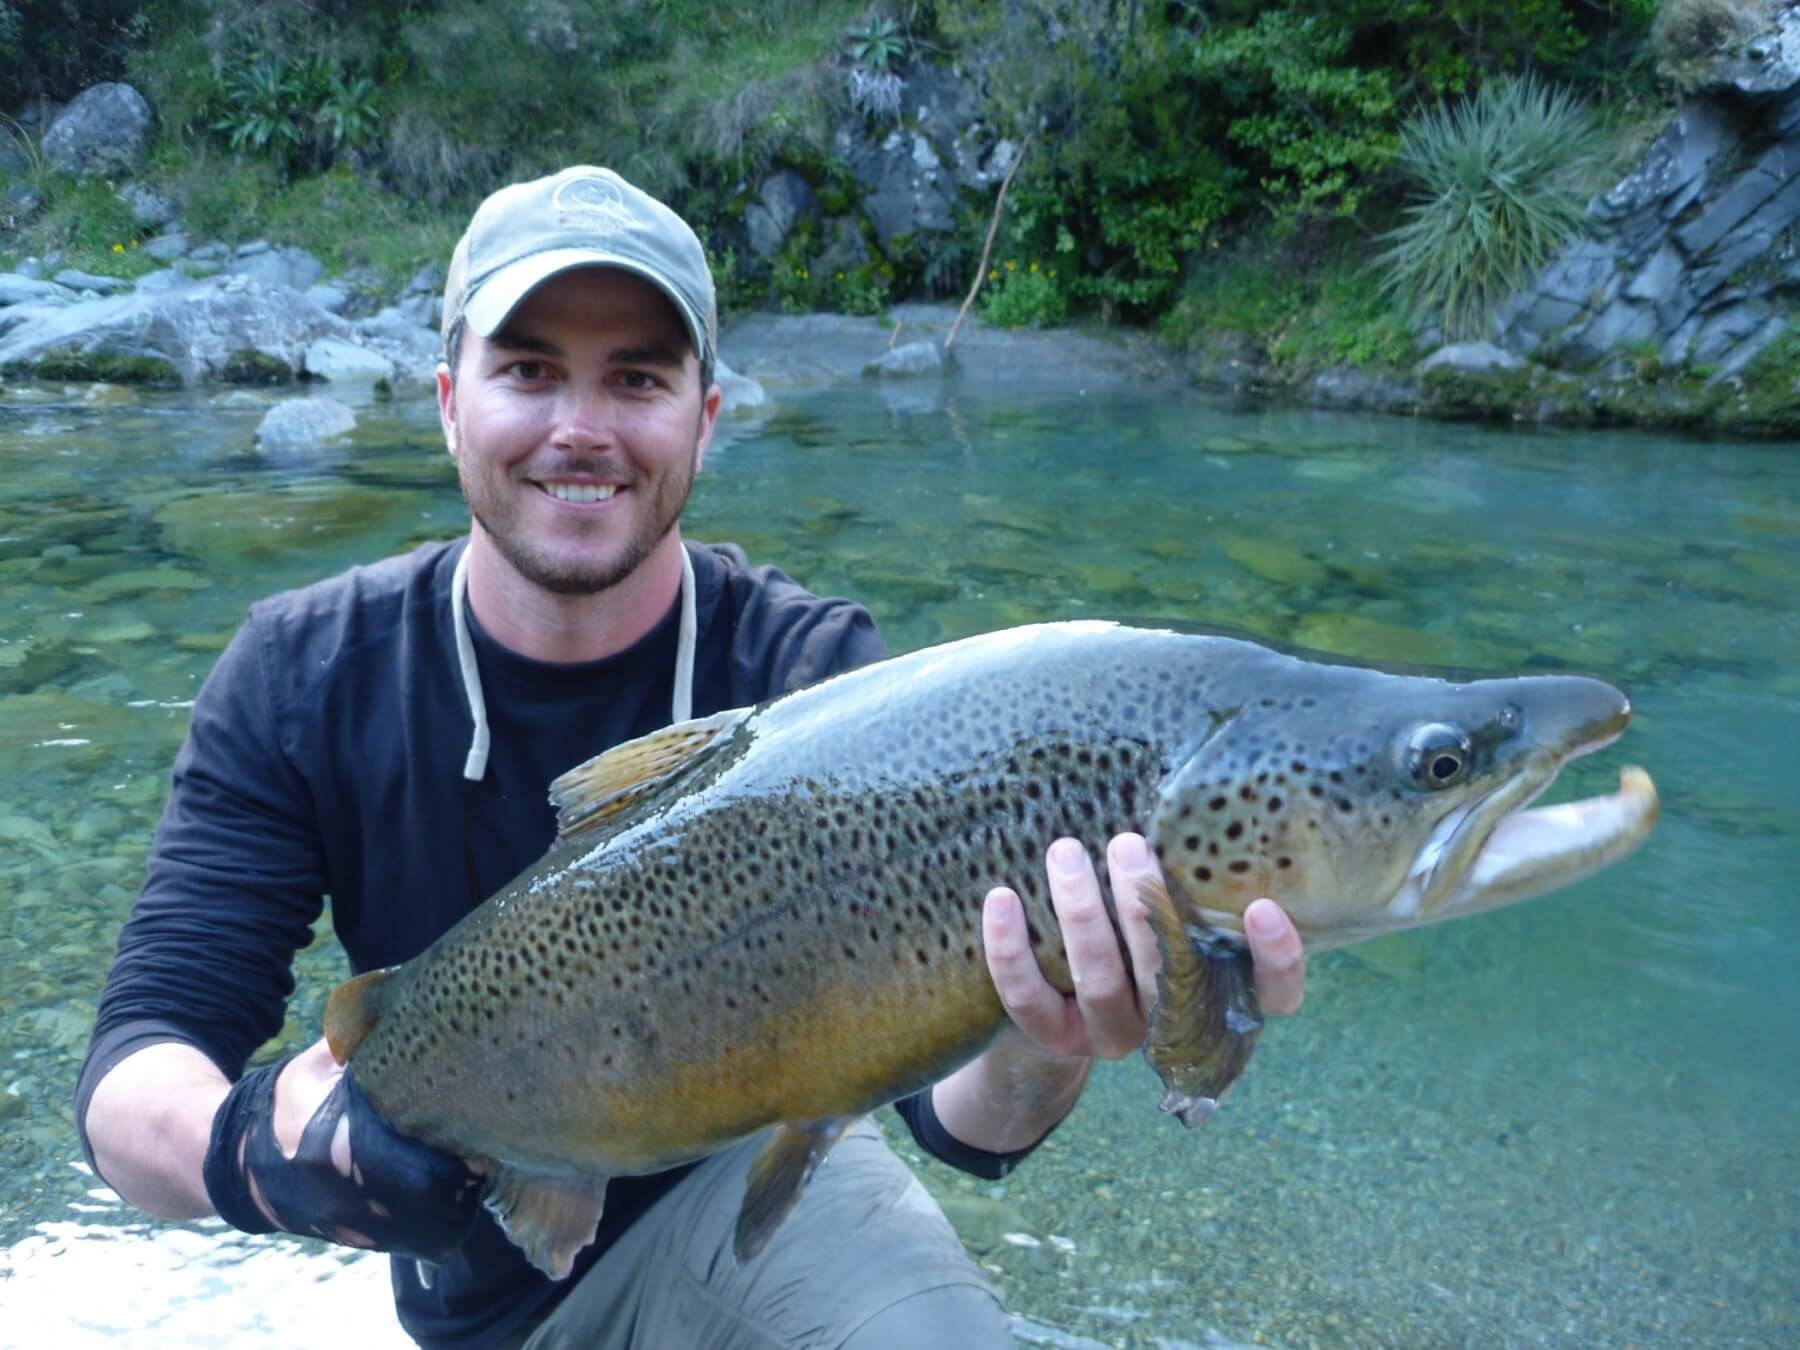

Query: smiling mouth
left=539, top=483, right=620, bottom=503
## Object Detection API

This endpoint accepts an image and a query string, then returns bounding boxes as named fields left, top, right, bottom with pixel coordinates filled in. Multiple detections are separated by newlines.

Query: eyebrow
left=486, top=327, right=686, bottom=368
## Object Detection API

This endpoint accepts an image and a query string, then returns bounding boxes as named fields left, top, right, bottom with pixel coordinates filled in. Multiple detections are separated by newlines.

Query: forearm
left=84, top=1042, right=230, bottom=1220
left=930, top=1029, right=1090, bottom=1155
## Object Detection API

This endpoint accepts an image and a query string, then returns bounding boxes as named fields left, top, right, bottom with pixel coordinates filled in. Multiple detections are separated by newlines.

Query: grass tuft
left=1374, top=75, right=1602, bottom=342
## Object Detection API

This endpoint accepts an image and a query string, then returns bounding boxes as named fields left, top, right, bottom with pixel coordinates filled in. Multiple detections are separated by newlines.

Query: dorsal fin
left=324, top=967, right=394, bottom=1064
left=549, top=707, right=751, bottom=839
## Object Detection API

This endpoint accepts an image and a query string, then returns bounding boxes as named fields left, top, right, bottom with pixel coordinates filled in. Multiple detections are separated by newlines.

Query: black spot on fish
left=1209, top=796, right=1228, bottom=812
left=1309, top=784, right=1325, bottom=798
left=1228, top=861, right=1250, bottom=874
left=1278, top=856, right=1292, bottom=869
left=1194, top=865, right=1213, bottom=882
left=1185, top=835, right=1201, bottom=851
left=1226, top=822, right=1244, bottom=841
left=1336, top=797, right=1355, bottom=813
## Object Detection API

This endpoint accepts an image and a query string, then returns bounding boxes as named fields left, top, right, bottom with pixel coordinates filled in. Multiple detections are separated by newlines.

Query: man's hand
left=930, top=833, right=1305, bottom=1155
left=203, top=1035, right=483, bottom=1263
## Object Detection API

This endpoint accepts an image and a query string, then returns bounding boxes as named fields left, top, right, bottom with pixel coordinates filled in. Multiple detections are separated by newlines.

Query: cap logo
left=552, top=174, right=637, bottom=235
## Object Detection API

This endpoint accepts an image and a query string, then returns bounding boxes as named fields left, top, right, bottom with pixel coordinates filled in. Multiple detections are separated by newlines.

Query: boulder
left=255, top=397, right=357, bottom=453
left=52, top=269, right=132, bottom=296
left=0, top=275, right=75, bottom=308
left=834, top=124, right=957, bottom=249
left=222, top=245, right=327, bottom=292
left=142, top=234, right=191, bottom=262
left=744, top=171, right=816, bottom=261
left=0, top=275, right=350, bottom=384
left=41, top=83, right=154, bottom=178
left=305, top=282, right=350, bottom=315
left=1416, top=341, right=1526, bottom=376
left=303, top=337, right=396, bottom=385
left=118, top=183, right=175, bottom=230
left=713, top=359, right=767, bottom=414
left=863, top=339, right=946, bottom=378
left=353, top=307, right=443, bottom=385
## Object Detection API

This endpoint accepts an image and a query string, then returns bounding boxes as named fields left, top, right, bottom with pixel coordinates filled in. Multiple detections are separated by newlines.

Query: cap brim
left=463, top=248, right=709, bottom=368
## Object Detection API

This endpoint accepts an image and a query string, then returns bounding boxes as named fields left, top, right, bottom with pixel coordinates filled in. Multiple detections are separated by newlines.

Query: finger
left=1046, top=837, right=1139, bottom=1059
left=273, top=1038, right=343, bottom=1158
left=1106, top=833, right=1165, bottom=1019
left=982, top=886, right=1079, bottom=1054
left=1245, top=898, right=1306, bottom=1016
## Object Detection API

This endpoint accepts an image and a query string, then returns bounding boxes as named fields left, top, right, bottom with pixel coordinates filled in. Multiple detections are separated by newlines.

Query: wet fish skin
left=324, top=621, right=1656, bottom=1277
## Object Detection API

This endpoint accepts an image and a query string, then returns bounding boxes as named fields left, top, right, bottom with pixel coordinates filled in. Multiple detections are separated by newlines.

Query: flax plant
left=1376, top=75, right=1602, bottom=341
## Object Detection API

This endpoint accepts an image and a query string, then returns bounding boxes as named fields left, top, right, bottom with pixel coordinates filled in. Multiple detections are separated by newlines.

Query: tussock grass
left=1375, top=75, right=1602, bottom=341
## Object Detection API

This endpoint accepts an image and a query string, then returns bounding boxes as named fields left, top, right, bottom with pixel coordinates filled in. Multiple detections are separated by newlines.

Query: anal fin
left=1136, top=875, right=1263, bottom=1127
left=483, top=1165, right=609, bottom=1281
left=734, top=1118, right=854, bottom=1263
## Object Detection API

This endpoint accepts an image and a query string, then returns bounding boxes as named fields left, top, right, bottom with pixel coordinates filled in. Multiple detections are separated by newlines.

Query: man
left=76, top=166, right=1306, bottom=1347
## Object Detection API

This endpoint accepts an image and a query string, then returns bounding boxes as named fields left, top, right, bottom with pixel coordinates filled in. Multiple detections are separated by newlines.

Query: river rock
left=41, top=83, right=154, bottom=178
left=255, top=396, right=357, bottom=452
left=305, top=282, right=350, bottom=315
left=713, top=359, right=767, bottom=413
left=354, top=307, right=442, bottom=384
left=0, top=275, right=75, bottom=308
left=118, top=183, right=175, bottom=230
left=142, top=233, right=190, bottom=262
left=52, top=269, right=132, bottom=296
left=1416, top=341, right=1525, bottom=375
left=0, top=276, right=350, bottom=384
left=302, top=337, right=395, bottom=385
left=863, top=339, right=946, bottom=377
left=222, top=245, right=326, bottom=292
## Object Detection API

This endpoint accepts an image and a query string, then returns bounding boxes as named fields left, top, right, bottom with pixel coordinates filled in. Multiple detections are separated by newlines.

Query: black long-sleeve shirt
left=75, top=537, right=1015, bottom=1348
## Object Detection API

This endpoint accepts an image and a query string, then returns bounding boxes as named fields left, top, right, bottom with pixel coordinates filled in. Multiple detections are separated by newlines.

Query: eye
left=1406, top=723, right=1471, bottom=789
left=507, top=360, right=551, bottom=381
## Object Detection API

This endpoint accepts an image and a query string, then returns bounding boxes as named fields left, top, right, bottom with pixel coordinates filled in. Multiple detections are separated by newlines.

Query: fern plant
left=1375, top=74, right=1602, bottom=341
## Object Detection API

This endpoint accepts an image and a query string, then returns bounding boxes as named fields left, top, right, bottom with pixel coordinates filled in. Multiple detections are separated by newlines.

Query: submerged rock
left=255, top=396, right=357, bottom=453
left=863, top=340, right=946, bottom=378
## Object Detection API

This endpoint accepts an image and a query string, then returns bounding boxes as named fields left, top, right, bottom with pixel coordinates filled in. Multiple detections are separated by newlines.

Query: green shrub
left=979, top=260, right=1069, bottom=328
left=1375, top=74, right=1602, bottom=340
left=1189, top=11, right=1400, bottom=220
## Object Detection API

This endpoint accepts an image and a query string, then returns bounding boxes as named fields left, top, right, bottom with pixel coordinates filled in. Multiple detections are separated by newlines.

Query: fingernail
left=1110, top=833, right=1146, bottom=869
left=1248, top=901, right=1281, bottom=936
left=1048, top=838, right=1085, bottom=875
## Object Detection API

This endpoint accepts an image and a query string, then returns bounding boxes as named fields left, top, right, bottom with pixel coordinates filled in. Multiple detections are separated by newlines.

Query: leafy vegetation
left=1375, top=74, right=1604, bottom=340
left=0, top=0, right=1670, bottom=366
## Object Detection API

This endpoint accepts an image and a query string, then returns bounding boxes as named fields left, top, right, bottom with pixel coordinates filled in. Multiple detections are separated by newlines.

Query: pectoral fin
left=734, top=1118, right=854, bottom=1263
left=483, top=1165, right=609, bottom=1281
left=1136, top=874, right=1262, bottom=1126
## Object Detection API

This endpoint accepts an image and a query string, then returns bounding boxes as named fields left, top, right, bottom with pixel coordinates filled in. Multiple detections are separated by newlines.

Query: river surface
left=0, top=374, right=1794, bottom=1348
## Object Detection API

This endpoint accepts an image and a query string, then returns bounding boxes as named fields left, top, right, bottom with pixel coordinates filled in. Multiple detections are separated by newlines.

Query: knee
left=839, top=1282, right=1012, bottom=1350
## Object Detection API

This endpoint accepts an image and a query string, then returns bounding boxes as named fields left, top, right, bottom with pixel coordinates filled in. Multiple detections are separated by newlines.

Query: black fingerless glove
left=202, top=1056, right=482, bottom=1264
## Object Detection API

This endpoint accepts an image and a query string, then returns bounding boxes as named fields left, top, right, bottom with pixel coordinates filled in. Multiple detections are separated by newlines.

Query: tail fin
left=324, top=967, right=395, bottom=1064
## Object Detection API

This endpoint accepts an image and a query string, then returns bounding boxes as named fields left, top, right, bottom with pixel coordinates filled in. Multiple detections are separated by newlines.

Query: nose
left=551, top=381, right=613, bottom=452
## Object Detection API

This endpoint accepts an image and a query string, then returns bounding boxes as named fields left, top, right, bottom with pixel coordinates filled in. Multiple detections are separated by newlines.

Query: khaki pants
left=513, top=1120, right=1011, bottom=1350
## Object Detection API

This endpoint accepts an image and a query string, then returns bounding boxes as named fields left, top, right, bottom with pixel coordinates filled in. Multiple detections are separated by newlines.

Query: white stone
left=303, top=338, right=395, bottom=385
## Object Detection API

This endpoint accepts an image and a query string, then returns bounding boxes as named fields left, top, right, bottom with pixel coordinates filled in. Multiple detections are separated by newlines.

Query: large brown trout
left=324, top=622, right=1658, bottom=1278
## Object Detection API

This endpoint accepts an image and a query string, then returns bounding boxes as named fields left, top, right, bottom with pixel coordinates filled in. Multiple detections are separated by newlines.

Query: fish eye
left=1406, top=723, right=1471, bottom=789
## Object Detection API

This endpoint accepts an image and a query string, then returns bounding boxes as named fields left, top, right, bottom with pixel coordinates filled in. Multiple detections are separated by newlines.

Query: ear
left=437, top=362, right=458, bottom=457
left=693, top=381, right=722, bottom=474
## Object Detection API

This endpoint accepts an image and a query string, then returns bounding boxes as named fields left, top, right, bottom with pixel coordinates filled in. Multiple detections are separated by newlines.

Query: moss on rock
left=3, top=349, right=183, bottom=388
left=220, top=349, right=295, bottom=385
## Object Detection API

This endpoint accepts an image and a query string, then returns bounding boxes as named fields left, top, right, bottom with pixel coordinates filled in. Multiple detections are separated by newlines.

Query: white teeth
left=544, top=483, right=618, bottom=503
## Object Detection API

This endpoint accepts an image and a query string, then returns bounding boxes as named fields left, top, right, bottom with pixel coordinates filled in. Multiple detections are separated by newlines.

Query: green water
left=0, top=379, right=1794, bottom=1348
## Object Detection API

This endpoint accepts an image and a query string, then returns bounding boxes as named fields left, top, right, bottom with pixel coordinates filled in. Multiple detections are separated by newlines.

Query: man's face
left=437, top=267, right=720, bottom=596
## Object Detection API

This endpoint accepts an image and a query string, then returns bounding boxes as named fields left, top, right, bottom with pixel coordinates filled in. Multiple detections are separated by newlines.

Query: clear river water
left=0, top=372, right=1794, bottom=1349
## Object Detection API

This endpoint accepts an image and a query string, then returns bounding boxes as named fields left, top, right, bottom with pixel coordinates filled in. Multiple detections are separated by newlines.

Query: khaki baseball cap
left=441, top=165, right=716, bottom=371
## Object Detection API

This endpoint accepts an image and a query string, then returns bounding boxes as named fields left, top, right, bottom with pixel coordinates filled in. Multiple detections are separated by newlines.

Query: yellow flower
left=1029, top=262, right=1038, bottom=273
left=836, top=272, right=845, bottom=280
left=111, top=242, right=124, bottom=254
left=1004, top=259, right=1016, bottom=272
left=987, top=269, right=997, bottom=281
